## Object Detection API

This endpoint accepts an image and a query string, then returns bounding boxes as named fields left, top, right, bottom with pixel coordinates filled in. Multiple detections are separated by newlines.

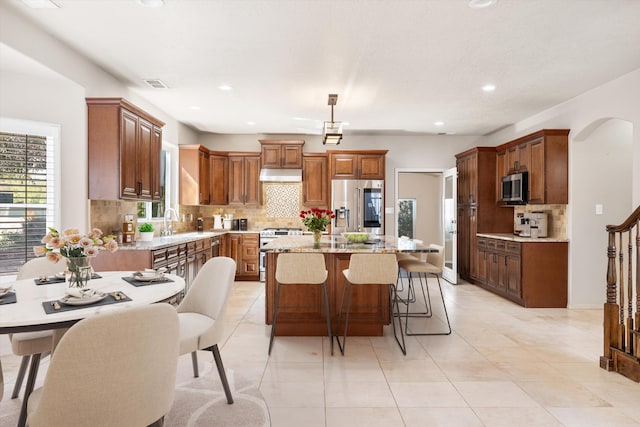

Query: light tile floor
left=1, top=278, right=639, bottom=427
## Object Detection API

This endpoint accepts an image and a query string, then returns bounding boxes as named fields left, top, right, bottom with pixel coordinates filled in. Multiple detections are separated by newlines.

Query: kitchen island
left=262, top=235, right=431, bottom=336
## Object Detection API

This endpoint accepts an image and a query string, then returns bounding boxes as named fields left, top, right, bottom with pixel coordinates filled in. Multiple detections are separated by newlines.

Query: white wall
left=0, top=2, right=199, bottom=228
left=485, top=68, right=640, bottom=308
left=398, top=172, right=443, bottom=244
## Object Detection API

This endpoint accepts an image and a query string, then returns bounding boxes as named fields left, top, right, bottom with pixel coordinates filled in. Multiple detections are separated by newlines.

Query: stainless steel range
left=259, top=228, right=303, bottom=281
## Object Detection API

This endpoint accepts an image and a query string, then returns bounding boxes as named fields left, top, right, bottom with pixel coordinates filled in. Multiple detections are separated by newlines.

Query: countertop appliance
left=259, top=228, right=303, bottom=281
left=514, top=211, right=548, bottom=238
left=501, top=171, right=528, bottom=204
left=331, top=179, right=384, bottom=235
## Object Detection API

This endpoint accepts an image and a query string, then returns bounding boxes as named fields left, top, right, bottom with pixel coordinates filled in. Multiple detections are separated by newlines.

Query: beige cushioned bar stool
left=397, top=244, right=451, bottom=336
left=269, top=253, right=333, bottom=356
left=337, top=253, right=406, bottom=355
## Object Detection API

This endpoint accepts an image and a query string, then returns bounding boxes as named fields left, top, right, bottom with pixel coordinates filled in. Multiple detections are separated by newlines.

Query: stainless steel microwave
left=501, top=172, right=528, bottom=204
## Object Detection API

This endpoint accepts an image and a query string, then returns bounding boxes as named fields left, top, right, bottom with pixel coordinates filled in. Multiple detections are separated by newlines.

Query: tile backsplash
left=90, top=183, right=311, bottom=235
left=513, top=204, right=567, bottom=238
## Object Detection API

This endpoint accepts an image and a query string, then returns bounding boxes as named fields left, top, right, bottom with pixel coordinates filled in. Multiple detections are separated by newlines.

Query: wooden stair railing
left=600, top=204, right=640, bottom=382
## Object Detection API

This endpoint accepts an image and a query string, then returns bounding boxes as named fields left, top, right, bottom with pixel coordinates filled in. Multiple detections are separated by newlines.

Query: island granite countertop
left=261, top=235, right=433, bottom=253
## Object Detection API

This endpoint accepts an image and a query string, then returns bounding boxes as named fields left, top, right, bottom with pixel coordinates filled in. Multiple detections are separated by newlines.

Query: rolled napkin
left=65, top=288, right=95, bottom=298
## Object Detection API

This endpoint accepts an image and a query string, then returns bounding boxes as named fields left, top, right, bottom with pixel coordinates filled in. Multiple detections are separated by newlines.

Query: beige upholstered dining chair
left=337, top=253, right=405, bottom=354
left=25, top=303, right=179, bottom=427
left=397, top=243, right=451, bottom=336
left=11, top=258, right=66, bottom=400
left=269, top=253, right=333, bottom=355
left=177, top=256, right=236, bottom=404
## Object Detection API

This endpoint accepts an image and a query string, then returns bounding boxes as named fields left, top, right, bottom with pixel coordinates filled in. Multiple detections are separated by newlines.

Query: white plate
left=55, top=272, right=66, bottom=279
left=59, top=292, right=107, bottom=306
left=0, top=287, right=13, bottom=297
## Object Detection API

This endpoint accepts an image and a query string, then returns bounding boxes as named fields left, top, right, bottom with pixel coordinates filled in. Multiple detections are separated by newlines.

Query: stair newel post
left=601, top=229, right=618, bottom=370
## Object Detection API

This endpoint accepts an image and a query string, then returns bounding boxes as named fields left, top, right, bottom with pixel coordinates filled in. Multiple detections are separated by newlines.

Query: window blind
left=0, top=132, right=53, bottom=275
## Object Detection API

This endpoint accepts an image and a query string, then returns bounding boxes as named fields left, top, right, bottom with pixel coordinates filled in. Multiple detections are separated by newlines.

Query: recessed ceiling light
left=434, top=121, right=444, bottom=126
left=21, top=0, right=60, bottom=8
left=482, top=84, right=496, bottom=92
left=468, top=0, right=497, bottom=9
left=136, top=0, right=164, bottom=7
left=247, top=121, right=256, bottom=126
left=189, top=106, right=201, bottom=110
left=218, top=85, right=233, bottom=91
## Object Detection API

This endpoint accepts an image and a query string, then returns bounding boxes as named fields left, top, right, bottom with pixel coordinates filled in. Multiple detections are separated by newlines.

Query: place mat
left=121, top=276, right=175, bottom=287
left=34, top=273, right=102, bottom=285
left=42, top=291, right=131, bottom=314
left=0, top=292, right=17, bottom=305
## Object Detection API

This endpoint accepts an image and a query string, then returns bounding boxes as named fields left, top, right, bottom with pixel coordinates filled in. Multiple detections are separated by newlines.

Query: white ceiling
left=5, top=0, right=640, bottom=136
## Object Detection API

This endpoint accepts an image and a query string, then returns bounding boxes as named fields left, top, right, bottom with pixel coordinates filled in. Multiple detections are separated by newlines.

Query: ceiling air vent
left=143, top=79, right=168, bottom=89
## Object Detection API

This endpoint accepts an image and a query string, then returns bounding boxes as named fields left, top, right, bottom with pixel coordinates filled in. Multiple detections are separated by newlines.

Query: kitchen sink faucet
left=162, top=208, right=179, bottom=236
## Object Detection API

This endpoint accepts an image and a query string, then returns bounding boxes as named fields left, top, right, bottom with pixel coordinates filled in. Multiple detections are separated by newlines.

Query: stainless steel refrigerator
left=331, top=179, right=384, bottom=235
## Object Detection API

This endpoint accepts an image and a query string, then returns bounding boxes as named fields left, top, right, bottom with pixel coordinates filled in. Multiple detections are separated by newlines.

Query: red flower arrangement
left=300, top=208, right=335, bottom=232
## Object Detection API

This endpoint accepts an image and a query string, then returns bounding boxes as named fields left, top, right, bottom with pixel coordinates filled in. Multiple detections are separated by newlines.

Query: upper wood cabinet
left=259, top=140, right=304, bottom=169
left=179, top=145, right=210, bottom=205
left=302, top=153, right=328, bottom=207
left=209, top=151, right=229, bottom=205
left=328, top=150, right=387, bottom=180
left=87, top=98, right=164, bottom=201
left=228, top=153, right=261, bottom=205
left=496, top=129, right=569, bottom=205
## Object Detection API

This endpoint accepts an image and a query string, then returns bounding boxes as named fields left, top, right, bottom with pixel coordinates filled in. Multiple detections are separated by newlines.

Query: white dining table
left=0, top=271, right=185, bottom=427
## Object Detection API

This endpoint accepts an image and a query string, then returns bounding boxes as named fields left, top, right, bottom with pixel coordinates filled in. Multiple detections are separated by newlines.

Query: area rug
left=0, top=356, right=270, bottom=427
left=166, top=358, right=271, bottom=427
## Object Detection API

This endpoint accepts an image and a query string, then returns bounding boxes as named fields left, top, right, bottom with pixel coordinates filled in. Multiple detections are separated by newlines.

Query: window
left=0, top=131, right=57, bottom=275
left=137, top=149, right=170, bottom=221
left=397, top=198, right=416, bottom=239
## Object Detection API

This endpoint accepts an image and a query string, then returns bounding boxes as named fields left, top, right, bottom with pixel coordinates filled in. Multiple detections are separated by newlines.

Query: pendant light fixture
left=323, top=94, right=343, bottom=145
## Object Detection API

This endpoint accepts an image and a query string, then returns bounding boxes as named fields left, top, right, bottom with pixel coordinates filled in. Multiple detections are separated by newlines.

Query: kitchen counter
left=261, top=235, right=432, bottom=253
left=477, top=233, right=569, bottom=243
left=116, top=230, right=258, bottom=251
left=263, top=235, right=429, bottom=338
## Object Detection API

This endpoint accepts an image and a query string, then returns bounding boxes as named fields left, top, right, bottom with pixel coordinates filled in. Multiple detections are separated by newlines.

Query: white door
left=442, top=167, right=457, bottom=284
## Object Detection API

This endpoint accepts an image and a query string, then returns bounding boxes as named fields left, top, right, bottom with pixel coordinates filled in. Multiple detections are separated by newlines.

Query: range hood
left=259, top=168, right=302, bottom=182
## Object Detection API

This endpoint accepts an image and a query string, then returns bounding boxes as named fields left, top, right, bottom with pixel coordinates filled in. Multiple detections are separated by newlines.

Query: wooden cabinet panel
left=209, top=153, right=228, bottom=205
left=495, top=129, right=568, bottom=205
left=474, top=237, right=566, bottom=307
left=329, top=151, right=387, bottom=180
left=330, top=153, right=358, bottom=178
left=119, top=110, right=139, bottom=199
left=261, top=144, right=281, bottom=168
left=198, top=149, right=210, bottom=204
left=87, top=98, right=164, bottom=201
left=259, top=140, right=304, bottom=169
left=228, top=154, right=261, bottom=205
left=455, top=147, right=514, bottom=283
left=359, top=154, right=385, bottom=180
left=529, top=139, right=545, bottom=204
left=302, top=153, right=328, bottom=207
left=179, top=145, right=211, bottom=206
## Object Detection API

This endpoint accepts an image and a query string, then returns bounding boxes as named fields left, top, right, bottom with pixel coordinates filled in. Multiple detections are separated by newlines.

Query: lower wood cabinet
left=223, top=233, right=259, bottom=281
left=474, top=236, right=566, bottom=308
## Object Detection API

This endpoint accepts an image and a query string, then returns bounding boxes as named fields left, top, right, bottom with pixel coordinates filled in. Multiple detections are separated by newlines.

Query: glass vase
left=313, top=230, right=322, bottom=249
left=66, top=256, right=92, bottom=288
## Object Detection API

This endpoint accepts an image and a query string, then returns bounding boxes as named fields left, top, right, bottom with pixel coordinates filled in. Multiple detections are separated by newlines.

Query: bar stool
left=397, top=244, right=451, bottom=336
left=337, top=253, right=406, bottom=355
left=268, top=253, right=333, bottom=355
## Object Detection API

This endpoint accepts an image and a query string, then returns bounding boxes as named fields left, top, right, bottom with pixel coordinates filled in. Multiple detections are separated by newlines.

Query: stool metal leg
left=336, top=281, right=353, bottom=355
left=389, top=283, right=407, bottom=355
left=405, top=275, right=452, bottom=336
left=321, top=283, right=334, bottom=355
